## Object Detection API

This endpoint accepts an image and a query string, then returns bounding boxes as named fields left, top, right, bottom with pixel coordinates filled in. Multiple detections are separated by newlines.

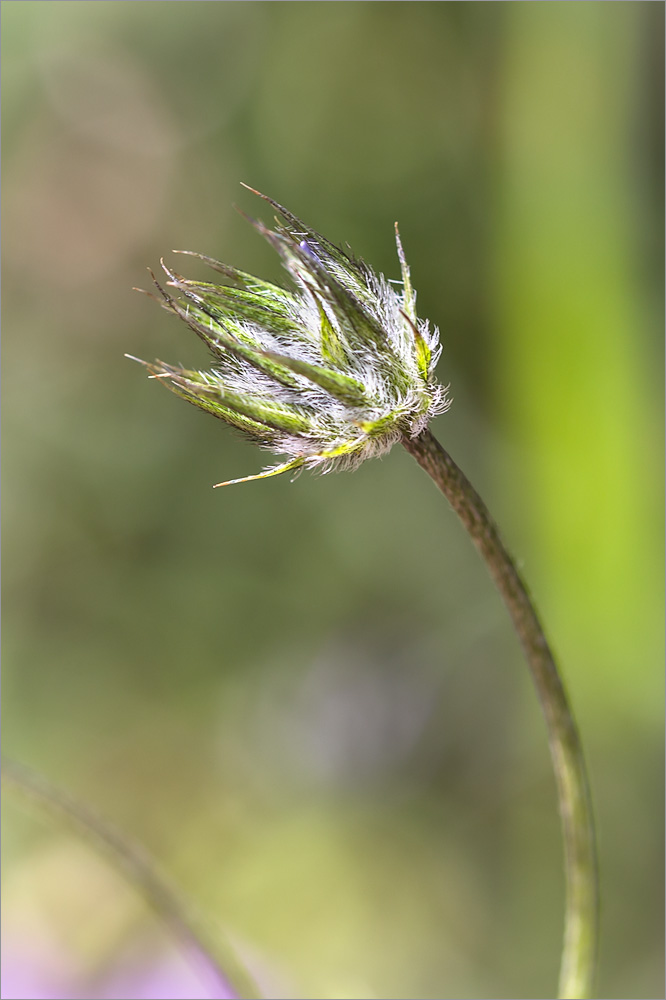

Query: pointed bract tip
left=240, top=181, right=263, bottom=197
left=213, top=457, right=304, bottom=489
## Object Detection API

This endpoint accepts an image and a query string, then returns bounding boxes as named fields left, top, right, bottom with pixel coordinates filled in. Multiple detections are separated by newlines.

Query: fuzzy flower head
left=132, top=186, right=449, bottom=486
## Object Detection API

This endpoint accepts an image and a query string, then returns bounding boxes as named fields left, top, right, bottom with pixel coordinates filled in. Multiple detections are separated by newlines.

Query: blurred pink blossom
left=1, top=939, right=235, bottom=1000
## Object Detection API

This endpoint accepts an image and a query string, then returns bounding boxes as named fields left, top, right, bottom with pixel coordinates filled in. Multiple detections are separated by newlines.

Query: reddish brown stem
left=402, top=427, right=598, bottom=999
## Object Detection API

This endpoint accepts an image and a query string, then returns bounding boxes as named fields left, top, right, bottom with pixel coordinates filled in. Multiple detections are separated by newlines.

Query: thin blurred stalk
left=2, top=760, right=262, bottom=1000
left=403, top=429, right=598, bottom=999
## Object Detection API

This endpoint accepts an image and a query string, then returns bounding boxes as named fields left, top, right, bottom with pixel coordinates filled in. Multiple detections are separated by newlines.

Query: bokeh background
left=2, top=3, right=663, bottom=999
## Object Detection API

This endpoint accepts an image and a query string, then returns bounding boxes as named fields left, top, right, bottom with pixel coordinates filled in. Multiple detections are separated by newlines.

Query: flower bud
left=130, top=186, right=449, bottom=486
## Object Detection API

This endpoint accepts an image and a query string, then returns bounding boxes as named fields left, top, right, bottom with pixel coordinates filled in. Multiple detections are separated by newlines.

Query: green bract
left=131, top=186, right=449, bottom=486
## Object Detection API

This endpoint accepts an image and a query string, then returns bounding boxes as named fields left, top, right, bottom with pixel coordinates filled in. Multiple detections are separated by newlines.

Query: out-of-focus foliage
left=2, top=3, right=663, bottom=999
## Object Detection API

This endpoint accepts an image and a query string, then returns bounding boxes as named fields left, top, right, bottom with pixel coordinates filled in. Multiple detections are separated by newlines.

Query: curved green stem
left=402, top=428, right=599, bottom=999
left=2, top=759, right=262, bottom=1000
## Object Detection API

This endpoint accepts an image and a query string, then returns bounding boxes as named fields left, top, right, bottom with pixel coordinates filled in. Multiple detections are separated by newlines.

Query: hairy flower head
left=131, top=186, right=449, bottom=486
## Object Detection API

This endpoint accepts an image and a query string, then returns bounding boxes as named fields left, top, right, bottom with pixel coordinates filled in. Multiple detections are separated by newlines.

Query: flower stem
left=402, top=427, right=598, bottom=999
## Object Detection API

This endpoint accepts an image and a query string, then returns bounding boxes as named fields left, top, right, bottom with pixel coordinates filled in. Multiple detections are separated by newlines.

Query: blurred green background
left=2, top=2, right=663, bottom=998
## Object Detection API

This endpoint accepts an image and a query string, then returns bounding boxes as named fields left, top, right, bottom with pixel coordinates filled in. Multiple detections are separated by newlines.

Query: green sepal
left=413, top=331, right=431, bottom=382
left=262, top=351, right=368, bottom=406
left=173, top=250, right=295, bottom=303
left=394, top=228, right=430, bottom=381
left=152, top=267, right=303, bottom=390
left=167, top=386, right=279, bottom=440
left=165, top=294, right=303, bottom=391
left=239, top=184, right=369, bottom=288
left=314, top=296, right=348, bottom=366
left=358, top=411, right=403, bottom=438
left=394, top=224, right=416, bottom=322
left=172, top=278, right=298, bottom=336
left=400, top=309, right=431, bottom=382
left=259, top=226, right=389, bottom=354
left=130, top=358, right=280, bottom=442
left=167, top=369, right=314, bottom=435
